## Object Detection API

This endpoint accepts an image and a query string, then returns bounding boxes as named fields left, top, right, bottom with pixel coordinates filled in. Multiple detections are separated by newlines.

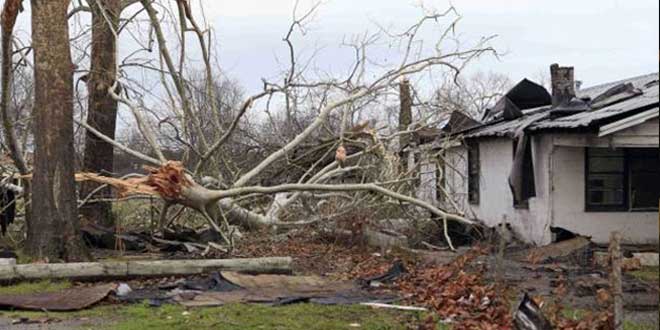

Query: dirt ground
left=1, top=230, right=658, bottom=330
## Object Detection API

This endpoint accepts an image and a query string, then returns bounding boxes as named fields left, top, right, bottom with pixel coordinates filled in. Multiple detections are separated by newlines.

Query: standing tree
left=28, top=0, right=88, bottom=261
left=80, top=0, right=121, bottom=228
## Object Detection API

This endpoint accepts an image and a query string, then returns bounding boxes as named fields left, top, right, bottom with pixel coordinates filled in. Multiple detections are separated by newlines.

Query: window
left=628, top=149, right=660, bottom=210
left=586, top=148, right=659, bottom=212
left=468, top=142, right=480, bottom=205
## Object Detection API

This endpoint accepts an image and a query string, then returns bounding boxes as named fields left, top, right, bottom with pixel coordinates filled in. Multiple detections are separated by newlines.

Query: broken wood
left=360, top=302, right=428, bottom=312
left=0, top=257, right=292, bottom=282
left=609, top=231, right=624, bottom=330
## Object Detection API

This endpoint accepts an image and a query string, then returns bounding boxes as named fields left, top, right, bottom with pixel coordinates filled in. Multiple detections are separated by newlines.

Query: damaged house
left=417, top=65, right=659, bottom=246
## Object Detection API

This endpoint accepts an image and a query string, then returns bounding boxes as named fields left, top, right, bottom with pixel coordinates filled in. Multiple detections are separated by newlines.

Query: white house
left=418, top=65, right=659, bottom=246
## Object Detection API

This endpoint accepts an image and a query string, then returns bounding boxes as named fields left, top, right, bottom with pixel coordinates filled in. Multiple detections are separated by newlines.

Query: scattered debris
left=621, top=257, right=642, bottom=272
left=514, top=293, right=553, bottom=330
left=11, top=317, right=61, bottom=325
left=174, top=271, right=393, bottom=308
left=360, top=302, right=428, bottom=312
left=116, top=283, right=133, bottom=297
left=515, top=236, right=592, bottom=264
left=363, top=228, right=409, bottom=250
left=632, top=253, right=659, bottom=267
left=0, top=284, right=116, bottom=311
left=358, top=260, right=407, bottom=288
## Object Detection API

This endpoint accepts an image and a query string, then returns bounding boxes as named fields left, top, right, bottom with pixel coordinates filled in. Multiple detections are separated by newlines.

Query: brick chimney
left=550, top=64, right=576, bottom=107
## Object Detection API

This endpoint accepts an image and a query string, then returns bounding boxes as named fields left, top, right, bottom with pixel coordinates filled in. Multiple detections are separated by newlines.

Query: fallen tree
left=76, top=161, right=474, bottom=250
left=72, top=3, right=493, bottom=251
left=0, top=257, right=293, bottom=281
left=4, top=1, right=496, bottom=254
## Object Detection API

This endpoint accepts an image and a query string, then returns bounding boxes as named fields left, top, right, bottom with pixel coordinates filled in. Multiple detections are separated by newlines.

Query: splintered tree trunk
left=28, top=0, right=88, bottom=261
left=81, top=0, right=121, bottom=227
left=398, top=78, right=412, bottom=173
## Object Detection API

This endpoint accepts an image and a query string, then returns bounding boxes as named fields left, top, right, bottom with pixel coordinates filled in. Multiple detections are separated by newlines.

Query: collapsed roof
left=462, top=72, right=659, bottom=139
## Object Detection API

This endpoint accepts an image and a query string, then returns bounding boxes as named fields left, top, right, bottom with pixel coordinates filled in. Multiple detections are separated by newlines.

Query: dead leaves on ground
left=399, top=248, right=513, bottom=330
left=224, top=232, right=617, bottom=330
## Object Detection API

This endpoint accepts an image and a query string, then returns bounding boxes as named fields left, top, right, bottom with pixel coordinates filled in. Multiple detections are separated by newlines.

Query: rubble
left=632, top=253, right=659, bottom=267
left=513, top=236, right=592, bottom=264
left=514, top=294, right=553, bottom=330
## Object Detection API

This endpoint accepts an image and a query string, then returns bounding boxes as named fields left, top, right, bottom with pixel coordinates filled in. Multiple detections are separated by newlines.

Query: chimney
left=550, top=64, right=576, bottom=107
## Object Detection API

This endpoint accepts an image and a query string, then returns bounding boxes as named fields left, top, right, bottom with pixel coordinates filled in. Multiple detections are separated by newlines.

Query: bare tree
left=28, top=0, right=88, bottom=261
left=74, top=2, right=495, bottom=250
left=1, top=0, right=496, bottom=253
left=80, top=0, right=122, bottom=228
left=434, top=71, right=512, bottom=119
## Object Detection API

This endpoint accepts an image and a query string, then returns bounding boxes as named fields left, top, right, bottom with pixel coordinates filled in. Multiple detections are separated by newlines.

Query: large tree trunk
left=81, top=0, right=120, bottom=227
left=1, top=0, right=31, bottom=234
left=27, top=0, right=88, bottom=261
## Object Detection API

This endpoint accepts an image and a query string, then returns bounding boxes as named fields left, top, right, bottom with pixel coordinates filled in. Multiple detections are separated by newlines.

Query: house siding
left=438, top=118, right=658, bottom=245
left=446, top=138, right=551, bottom=245
left=550, top=119, right=659, bottom=244
left=551, top=145, right=659, bottom=244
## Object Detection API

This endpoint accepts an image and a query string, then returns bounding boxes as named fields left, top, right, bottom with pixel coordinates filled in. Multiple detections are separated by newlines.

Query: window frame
left=585, top=148, right=659, bottom=212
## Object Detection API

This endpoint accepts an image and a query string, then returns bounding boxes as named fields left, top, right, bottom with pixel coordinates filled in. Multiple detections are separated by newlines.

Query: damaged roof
left=462, top=72, right=659, bottom=139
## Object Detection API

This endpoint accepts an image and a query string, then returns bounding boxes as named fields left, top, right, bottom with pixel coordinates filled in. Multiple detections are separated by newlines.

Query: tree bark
left=27, top=0, right=88, bottom=261
left=81, top=0, right=121, bottom=227
left=1, top=0, right=32, bottom=235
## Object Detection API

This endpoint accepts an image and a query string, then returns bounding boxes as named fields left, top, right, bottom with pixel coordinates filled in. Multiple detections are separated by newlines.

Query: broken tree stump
left=0, top=257, right=293, bottom=282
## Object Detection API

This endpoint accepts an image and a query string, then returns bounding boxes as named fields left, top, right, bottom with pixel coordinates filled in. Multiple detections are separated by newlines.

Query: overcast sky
left=198, top=0, right=659, bottom=93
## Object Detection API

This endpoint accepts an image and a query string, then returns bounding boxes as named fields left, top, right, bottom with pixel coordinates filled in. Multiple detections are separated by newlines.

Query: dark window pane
left=589, top=157, right=625, bottom=173
left=586, top=148, right=626, bottom=210
left=588, top=174, right=624, bottom=189
left=629, top=148, right=660, bottom=159
left=588, top=190, right=625, bottom=206
left=629, top=148, right=659, bottom=210
left=631, top=172, right=660, bottom=209
left=630, top=159, right=659, bottom=172
left=629, top=155, right=659, bottom=172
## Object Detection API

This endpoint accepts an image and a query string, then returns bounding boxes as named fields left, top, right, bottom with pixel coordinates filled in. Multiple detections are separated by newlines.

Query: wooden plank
left=0, top=257, right=293, bottom=282
left=610, top=232, right=624, bottom=330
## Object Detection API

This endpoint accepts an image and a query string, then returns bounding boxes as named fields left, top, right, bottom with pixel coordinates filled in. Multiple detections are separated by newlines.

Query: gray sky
left=201, top=0, right=659, bottom=93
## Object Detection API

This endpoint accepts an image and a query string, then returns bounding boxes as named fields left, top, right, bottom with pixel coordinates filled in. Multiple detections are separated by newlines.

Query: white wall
left=551, top=146, right=659, bottom=244
left=440, top=124, right=659, bottom=245
left=460, top=138, right=551, bottom=245
left=416, top=147, right=438, bottom=205
left=442, top=146, right=470, bottom=215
